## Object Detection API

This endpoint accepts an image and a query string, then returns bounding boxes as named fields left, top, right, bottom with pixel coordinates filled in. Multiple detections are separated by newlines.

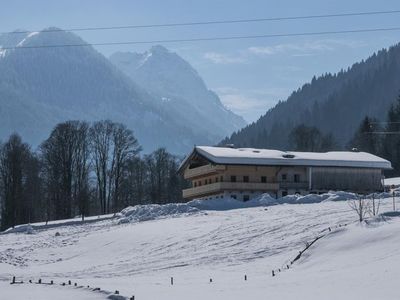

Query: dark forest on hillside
left=222, top=43, right=400, bottom=150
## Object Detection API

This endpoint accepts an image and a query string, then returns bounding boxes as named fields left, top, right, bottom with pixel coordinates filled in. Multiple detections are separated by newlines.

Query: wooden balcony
left=279, top=181, right=309, bottom=190
left=184, top=164, right=226, bottom=179
left=182, top=181, right=280, bottom=199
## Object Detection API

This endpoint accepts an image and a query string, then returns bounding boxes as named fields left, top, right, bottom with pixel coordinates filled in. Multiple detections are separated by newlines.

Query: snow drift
left=116, top=191, right=358, bottom=223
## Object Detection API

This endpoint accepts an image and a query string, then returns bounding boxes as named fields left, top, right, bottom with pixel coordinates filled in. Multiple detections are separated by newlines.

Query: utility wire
left=2, top=26, right=400, bottom=50
left=370, top=121, right=400, bottom=124
left=369, top=132, right=400, bottom=134
left=2, top=9, right=400, bottom=35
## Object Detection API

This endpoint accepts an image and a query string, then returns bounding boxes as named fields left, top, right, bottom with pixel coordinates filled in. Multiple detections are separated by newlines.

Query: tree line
left=0, top=120, right=187, bottom=230
left=289, top=95, right=400, bottom=177
left=349, top=95, right=400, bottom=177
left=222, top=44, right=400, bottom=150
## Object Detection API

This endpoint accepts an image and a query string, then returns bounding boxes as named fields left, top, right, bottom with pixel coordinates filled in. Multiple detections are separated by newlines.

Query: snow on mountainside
left=0, top=29, right=237, bottom=153
left=110, top=46, right=246, bottom=141
left=1, top=194, right=400, bottom=299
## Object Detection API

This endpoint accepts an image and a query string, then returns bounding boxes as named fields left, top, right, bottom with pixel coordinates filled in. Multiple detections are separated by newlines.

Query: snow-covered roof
left=384, top=177, right=400, bottom=187
left=180, top=146, right=392, bottom=170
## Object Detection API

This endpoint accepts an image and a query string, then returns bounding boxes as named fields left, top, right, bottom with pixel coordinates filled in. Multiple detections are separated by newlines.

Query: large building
left=179, top=146, right=392, bottom=201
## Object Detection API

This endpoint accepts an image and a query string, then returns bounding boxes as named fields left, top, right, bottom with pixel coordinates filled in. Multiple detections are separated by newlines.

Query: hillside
left=110, top=46, right=246, bottom=142
left=1, top=195, right=399, bottom=299
left=0, top=30, right=244, bottom=153
left=222, top=43, right=400, bottom=149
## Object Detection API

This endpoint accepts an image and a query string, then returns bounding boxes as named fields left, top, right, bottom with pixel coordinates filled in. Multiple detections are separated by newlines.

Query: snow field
left=1, top=194, right=400, bottom=299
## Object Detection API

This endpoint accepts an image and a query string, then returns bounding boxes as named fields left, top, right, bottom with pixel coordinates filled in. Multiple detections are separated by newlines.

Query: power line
left=369, top=132, right=400, bottom=134
left=370, top=121, right=400, bottom=124
left=2, top=9, right=400, bottom=35
left=2, top=26, right=400, bottom=50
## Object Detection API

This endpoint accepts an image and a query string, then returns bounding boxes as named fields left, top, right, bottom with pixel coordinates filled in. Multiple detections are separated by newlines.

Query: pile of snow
left=2, top=224, right=35, bottom=234
left=188, top=194, right=277, bottom=210
left=277, top=191, right=358, bottom=204
left=116, top=203, right=199, bottom=223
left=116, top=191, right=360, bottom=224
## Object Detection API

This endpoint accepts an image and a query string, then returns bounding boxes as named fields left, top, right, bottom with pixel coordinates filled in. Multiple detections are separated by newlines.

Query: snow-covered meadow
left=1, top=192, right=399, bottom=299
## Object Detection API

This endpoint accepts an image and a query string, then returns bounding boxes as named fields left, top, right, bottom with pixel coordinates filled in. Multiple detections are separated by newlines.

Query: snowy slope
left=0, top=197, right=399, bottom=299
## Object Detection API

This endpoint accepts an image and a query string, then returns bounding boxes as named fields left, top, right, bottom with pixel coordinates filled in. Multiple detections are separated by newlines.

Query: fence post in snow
left=171, top=277, right=173, bottom=285
left=244, top=274, right=247, bottom=281
left=130, top=296, right=135, bottom=300
left=11, top=276, right=15, bottom=284
left=209, top=278, right=213, bottom=283
left=115, top=290, right=119, bottom=295
left=393, top=190, right=396, bottom=211
left=272, top=270, right=275, bottom=277
left=68, top=280, right=71, bottom=285
left=51, top=280, right=53, bottom=285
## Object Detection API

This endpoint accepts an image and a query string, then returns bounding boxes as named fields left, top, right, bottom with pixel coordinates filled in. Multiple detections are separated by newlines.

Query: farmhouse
left=179, top=146, right=392, bottom=201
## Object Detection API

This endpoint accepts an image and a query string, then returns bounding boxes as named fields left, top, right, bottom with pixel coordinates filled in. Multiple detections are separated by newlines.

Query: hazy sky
left=1, top=0, right=400, bottom=122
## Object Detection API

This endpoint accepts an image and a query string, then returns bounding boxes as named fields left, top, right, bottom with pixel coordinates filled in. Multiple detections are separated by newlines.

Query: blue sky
left=1, top=0, right=400, bottom=122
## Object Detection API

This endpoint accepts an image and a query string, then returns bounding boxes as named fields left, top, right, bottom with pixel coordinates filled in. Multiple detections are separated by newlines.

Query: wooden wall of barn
left=311, top=167, right=383, bottom=192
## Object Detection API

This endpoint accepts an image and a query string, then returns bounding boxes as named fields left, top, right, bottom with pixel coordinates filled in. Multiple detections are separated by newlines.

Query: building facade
left=178, top=146, right=392, bottom=201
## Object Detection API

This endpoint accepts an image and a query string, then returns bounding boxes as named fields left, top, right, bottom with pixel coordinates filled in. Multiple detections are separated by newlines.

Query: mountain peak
left=149, top=45, right=169, bottom=54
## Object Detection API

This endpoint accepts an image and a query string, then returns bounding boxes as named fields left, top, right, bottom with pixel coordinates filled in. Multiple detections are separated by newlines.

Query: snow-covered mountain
left=109, top=46, right=246, bottom=142
left=0, top=29, right=244, bottom=153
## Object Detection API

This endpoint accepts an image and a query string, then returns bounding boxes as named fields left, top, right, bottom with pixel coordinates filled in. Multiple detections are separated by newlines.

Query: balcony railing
left=279, top=181, right=309, bottom=189
left=184, top=164, right=226, bottom=179
left=183, top=181, right=280, bottom=199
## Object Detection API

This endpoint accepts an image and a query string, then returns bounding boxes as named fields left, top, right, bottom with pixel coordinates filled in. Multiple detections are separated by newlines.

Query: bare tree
left=90, top=121, right=141, bottom=214
left=73, top=122, right=90, bottom=221
left=41, top=121, right=90, bottom=220
left=111, top=123, right=141, bottom=212
left=0, top=134, right=35, bottom=230
left=369, top=193, right=380, bottom=217
left=348, top=195, right=370, bottom=222
left=89, top=120, right=113, bottom=214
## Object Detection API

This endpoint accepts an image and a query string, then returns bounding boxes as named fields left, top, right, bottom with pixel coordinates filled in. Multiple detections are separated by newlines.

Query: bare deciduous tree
left=41, top=121, right=90, bottom=220
left=348, top=196, right=370, bottom=222
left=0, top=134, right=37, bottom=230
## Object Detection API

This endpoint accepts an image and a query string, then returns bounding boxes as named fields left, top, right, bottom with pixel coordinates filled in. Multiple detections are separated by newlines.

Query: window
left=216, top=177, right=219, bottom=182
left=231, top=195, right=237, bottom=199
left=282, top=190, right=288, bottom=197
left=243, top=195, right=250, bottom=202
left=281, top=174, right=287, bottom=181
left=194, top=182, right=197, bottom=187
left=198, top=181, right=202, bottom=186
left=220, top=176, right=223, bottom=182
left=204, top=179, right=208, bottom=185
left=294, top=174, right=300, bottom=182
left=243, top=176, right=249, bottom=182
left=208, top=179, right=212, bottom=184
left=231, top=175, right=236, bottom=182
left=261, top=176, right=267, bottom=183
